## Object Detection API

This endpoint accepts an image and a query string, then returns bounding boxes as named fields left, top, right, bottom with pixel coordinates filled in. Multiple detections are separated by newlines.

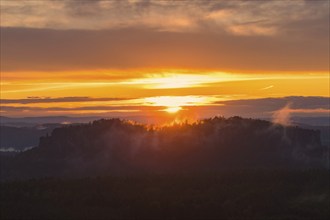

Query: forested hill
left=1, top=117, right=327, bottom=180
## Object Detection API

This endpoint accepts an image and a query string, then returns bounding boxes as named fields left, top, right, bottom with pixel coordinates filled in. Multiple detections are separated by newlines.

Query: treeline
left=1, top=117, right=328, bottom=180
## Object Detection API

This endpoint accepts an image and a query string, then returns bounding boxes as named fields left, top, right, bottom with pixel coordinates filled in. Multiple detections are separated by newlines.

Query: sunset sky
left=1, top=0, right=329, bottom=123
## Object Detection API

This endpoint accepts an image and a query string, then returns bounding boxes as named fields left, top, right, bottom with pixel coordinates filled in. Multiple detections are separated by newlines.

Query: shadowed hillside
left=1, top=117, right=328, bottom=180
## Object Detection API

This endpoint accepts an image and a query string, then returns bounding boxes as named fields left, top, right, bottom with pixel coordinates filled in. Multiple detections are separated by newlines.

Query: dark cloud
left=1, top=97, right=130, bottom=104
left=1, top=27, right=328, bottom=72
left=64, top=0, right=106, bottom=17
left=211, top=96, right=330, bottom=117
left=0, top=105, right=160, bottom=112
left=217, top=96, right=329, bottom=109
left=280, top=14, right=329, bottom=40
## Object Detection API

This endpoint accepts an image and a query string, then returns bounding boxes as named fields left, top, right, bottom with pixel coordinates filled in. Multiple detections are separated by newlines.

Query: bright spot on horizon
left=144, top=96, right=214, bottom=108
left=164, top=106, right=182, bottom=114
left=144, top=95, right=219, bottom=115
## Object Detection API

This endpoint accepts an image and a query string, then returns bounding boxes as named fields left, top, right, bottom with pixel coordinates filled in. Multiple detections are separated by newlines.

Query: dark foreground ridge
left=1, top=171, right=329, bottom=220
left=1, top=117, right=328, bottom=180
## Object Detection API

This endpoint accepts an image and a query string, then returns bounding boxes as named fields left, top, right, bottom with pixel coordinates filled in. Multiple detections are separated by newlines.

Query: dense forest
left=1, top=170, right=329, bottom=220
left=1, top=117, right=328, bottom=180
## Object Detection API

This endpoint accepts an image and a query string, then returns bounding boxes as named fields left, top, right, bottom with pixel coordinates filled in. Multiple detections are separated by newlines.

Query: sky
left=0, top=0, right=329, bottom=124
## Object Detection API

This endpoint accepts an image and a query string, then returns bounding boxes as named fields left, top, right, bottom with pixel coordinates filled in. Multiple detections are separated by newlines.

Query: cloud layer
left=2, top=26, right=328, bottom=72
left=1, top=0, right=328, bottom=72
left=2, top=0, right=329, bottom=35
left=1, top=0, right=328, bottom=120
left=1, top=96, right=329, bottom=119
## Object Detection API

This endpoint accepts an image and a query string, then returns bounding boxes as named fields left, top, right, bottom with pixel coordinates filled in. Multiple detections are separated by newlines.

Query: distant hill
left=1, top=117, right=328, bottom=180
left=2, top=115, right=329, bottom=126
left=290, top=116, right=330, bottom=126
left=0, top=116, right=101, bottom=127
left=0, top=124, right=60, bottom=152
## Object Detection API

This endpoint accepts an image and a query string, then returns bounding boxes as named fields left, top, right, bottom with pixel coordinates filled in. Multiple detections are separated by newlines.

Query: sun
left=143, top=96, right=215, bottom=114
left=164, top=106, right=182, bottom=114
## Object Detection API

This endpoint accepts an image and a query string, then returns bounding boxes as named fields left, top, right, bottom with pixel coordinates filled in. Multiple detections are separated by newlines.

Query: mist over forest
left=1, top=117, right=328, bottom=181
left=1, top=117, right=329, bottom=220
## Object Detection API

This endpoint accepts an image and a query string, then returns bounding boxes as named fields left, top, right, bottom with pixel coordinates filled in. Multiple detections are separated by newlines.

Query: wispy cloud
left=2, top=0, right=328, bottom=37
left=260, top=85, right=274, bottom=90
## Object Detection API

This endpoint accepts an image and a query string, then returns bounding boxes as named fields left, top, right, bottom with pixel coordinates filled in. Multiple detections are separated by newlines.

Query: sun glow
left=1, top=70, right=328, bottom=118
left=165, top=106, right=182, bottom=113
left=144, top=96, right=209, bottom=107
left=143, top=96, right=219, bottom=114
left=125, top=73, right=243, bottom=89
